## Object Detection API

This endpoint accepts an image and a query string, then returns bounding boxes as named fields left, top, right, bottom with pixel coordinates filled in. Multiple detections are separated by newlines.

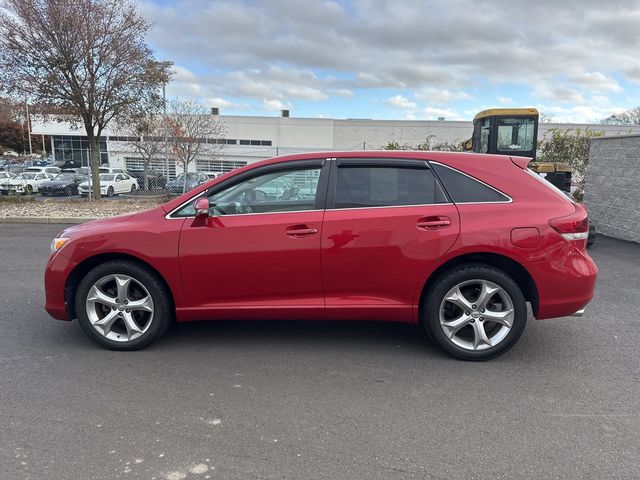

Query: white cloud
left=385, top=94, right=417, bottom=109
left=263, top=99, right=291, bottom=111
left=497, top=96, right=513, bottom=105
left=142, top=0, right=640, bottom=121
left=415, top=89, right=472, bottom=105
left=569, top=71, right=622, bottom=93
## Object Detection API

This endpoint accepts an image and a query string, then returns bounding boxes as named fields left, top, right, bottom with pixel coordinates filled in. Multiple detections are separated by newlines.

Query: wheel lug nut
left=465, top=311, right=470, bottom=315
left=112, top=307, right=116, bottom=311
left=472, top=304, right=477, bottom=309
left=115, top=298, right=120, bottom=303
left=481, top=308, right=485, bottom=313
left=124, top=300, right=128, bottom=304
left=480, top=317, right=484, bottom=321
left=126, top=309, right=130, bottom=313
left=470, top=319, right=475, bottom=323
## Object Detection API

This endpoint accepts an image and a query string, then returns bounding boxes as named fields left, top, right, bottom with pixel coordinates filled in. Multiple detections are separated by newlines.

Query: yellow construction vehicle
left=467, top=108, right=572, bottom=192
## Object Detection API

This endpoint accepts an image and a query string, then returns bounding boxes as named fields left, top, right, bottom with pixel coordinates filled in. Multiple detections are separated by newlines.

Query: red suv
left=44, top=152, right=597, bottom=360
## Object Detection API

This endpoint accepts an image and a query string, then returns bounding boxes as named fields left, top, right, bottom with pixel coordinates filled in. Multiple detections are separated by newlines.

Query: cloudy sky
left=141, top=0, right=640, bottom=122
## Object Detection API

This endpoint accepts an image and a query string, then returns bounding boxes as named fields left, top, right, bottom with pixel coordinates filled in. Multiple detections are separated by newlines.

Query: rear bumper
left=531, top=244, right=598, bottom=320
left=44, top=251, right=77, bottom=321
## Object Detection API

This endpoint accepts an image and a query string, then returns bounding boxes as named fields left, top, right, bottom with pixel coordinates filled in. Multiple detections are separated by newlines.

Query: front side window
left=175, top=166, right=321, bottom=217
left=334, top=165, right=447, bottom=208
left=496, top=117, right=535, bottom=152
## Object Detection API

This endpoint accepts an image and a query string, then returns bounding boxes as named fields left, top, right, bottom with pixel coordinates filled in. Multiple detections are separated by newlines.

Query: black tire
left=75, top=260, right=172, bottom=350
left=65, top=186, right=74, bottom=196
left=422, top=264, right=527, bottom=361
left=25, top=184, right=33, bottom=195
left=130, top=184, right=137, bottom=192
left=107, top=186, right=114, bottom=197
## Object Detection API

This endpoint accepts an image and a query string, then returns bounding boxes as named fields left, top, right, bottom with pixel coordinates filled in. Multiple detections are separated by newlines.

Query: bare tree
left=0, top=0, right=171, bottom=198
left=598, top=107, right=640, bottom=125
left=167, top=99, right=226, bottom=194
left=122, top=114, right=167, bottom=190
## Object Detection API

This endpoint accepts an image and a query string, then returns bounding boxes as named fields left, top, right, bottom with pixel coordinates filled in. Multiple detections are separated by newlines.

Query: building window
left=53, top=135, right=108, bottom=167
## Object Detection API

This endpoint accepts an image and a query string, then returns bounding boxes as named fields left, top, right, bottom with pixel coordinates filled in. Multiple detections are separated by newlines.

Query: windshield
left=175, top=173, right=198, bottom=181
left=16, top=173, right=36, bottom=180
left=53, top=174, right=76, bottom=181
left=496, top=117, right=535, bottom=152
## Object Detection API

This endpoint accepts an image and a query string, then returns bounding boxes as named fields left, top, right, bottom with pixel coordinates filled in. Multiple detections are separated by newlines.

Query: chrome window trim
left=166, top=159, right=327, bottom=220
left=328, top=202, right=454, bottom=212
left=429, top=161, right=513, bottom=204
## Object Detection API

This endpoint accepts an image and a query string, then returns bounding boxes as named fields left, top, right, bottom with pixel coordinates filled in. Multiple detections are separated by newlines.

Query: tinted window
left=432, top=164, right=509, bottom=203
left=335, top=166, right=446, bottom=208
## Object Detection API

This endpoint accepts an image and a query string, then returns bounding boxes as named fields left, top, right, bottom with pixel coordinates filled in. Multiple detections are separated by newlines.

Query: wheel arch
left=65, top=252, right=176, bottom=320
left=418, top=252, right=539, bottom=321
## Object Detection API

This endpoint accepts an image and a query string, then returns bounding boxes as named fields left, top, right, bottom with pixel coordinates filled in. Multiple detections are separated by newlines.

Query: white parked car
left=0, top=172, right=54, bottom=195
left=78, top=173, right=139, bottom=197
left=26, top=166, right=61, bottom=175
left=0, top=171, right=16, bottom=191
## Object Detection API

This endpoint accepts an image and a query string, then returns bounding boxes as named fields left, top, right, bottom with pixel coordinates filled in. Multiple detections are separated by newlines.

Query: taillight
left=549, top=204, right=589, bottom=241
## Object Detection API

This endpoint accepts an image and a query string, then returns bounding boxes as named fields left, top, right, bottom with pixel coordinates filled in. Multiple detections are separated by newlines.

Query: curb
left=0, top=216, right=97, bottom=224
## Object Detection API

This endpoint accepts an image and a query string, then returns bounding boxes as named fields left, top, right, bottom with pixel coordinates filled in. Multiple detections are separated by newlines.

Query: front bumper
left=44, top=251, right=78, bottom=321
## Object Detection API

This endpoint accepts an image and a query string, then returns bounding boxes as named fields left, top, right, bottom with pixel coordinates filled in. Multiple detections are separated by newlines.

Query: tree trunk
left=143, top=161, right=149, bottom=191
left=183, top=161, right=188, bottom=194
left=88, top=135, right=102, bottom=200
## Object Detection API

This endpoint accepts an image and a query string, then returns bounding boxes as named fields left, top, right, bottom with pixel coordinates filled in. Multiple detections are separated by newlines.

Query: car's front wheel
left=423, top=264, right=527, bottom=361
left=75, top=260, right=172, bottom=350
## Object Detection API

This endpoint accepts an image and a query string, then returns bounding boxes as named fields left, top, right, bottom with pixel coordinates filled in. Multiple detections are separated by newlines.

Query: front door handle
left=417, top=216, right=451, bottom=230
left=286, top=225, right=318, bottom=237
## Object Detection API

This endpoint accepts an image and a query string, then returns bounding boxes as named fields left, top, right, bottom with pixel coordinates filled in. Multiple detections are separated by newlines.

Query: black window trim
left=428, top=161, right=513, bottom=204
left=166, top=159, right=331, bottom=219
left=326, top=157, right=452, bottom=210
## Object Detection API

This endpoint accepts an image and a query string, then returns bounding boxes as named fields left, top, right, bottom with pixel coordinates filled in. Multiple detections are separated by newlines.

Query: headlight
left=50, top=237, right=69, bottom=253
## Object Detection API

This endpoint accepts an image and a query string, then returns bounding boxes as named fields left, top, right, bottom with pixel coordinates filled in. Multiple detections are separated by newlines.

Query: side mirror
left=194, top=197, right=209, bottom=217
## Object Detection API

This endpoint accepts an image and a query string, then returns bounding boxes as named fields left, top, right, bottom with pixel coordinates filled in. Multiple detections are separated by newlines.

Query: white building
left=31, top=113, right=640, bottom=179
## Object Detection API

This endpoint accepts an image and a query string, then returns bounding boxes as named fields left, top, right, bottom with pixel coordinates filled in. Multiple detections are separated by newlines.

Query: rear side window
left=335, top=165, right=447, bottom=208
left=432, top=163, right=510, bottom=203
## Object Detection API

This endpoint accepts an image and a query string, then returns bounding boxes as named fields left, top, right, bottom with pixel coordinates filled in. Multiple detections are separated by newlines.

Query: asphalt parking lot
left=1, top=223, right=639, bottom=480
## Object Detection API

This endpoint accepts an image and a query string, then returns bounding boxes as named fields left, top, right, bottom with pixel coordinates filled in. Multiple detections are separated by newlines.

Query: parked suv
left=44, top=152, right=597, bottom=360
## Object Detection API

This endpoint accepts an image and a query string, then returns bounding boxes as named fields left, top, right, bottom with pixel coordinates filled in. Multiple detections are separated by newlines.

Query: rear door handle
left=286, top=225, right=318, bottom=237
left=417, top=216, right=451, bottom=229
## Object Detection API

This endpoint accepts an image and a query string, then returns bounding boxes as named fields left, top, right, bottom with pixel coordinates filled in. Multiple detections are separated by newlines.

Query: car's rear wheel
left=423, top=264, right=527, bottom=361
left=75, top=260, right=172, bottom=350
left=130, top=184, right=136, bottom=192
left=107, top=186, right=114, bottom=197
left=65, top=186, right=74, bottom=196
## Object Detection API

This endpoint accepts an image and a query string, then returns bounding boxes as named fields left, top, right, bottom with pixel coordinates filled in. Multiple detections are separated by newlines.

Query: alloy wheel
left=85, top=274, right=154, bottom=342
left=439, top=279, right=514, bottom=351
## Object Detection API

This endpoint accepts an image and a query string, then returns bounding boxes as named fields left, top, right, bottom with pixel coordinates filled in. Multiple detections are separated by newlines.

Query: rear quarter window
left=431, top=163, right=510, bottom=203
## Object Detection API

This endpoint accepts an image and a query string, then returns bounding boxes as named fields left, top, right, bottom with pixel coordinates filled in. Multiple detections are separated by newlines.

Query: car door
left=34, top=173, right=47, bottom=191
left=176, top=159, right=330, bottom=321
left=114, top=174, right=125, bottom=193
left=321, top=158, right=461, bottom=322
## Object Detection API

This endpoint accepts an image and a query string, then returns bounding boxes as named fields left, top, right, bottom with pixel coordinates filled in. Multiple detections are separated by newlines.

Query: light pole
left=26, top=101, right=32, bottom=155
